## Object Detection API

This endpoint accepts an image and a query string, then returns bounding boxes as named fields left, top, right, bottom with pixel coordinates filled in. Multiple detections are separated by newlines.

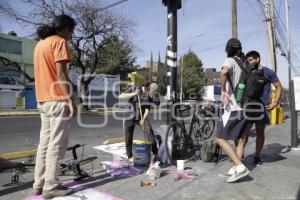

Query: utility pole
left=232, top=0, right=238, bottom=38
left=180, top=56, right=183, bottom=102
left=264, top=0, right=277, bottom=72
left=285, top=0, right=298, bottom=147
left=162, top=0, right=181, bottom=124
left=264, top=0, right=280, bottom=126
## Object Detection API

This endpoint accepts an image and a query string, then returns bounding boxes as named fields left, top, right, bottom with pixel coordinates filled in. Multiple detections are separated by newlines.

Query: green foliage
left=178, top=51, right=204, bottom=100
left=94, top=35, right=137, bottom=80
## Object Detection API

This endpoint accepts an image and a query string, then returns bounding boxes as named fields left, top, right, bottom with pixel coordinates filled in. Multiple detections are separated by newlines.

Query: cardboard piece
left=94, top=142, right=128, bottom=159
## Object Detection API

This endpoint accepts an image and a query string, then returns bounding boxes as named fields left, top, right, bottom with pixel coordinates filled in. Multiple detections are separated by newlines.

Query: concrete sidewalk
left=0, top=120, right=299, bottom=200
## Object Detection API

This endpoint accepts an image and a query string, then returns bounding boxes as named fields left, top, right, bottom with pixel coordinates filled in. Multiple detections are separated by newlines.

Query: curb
left=0, top=109, right=169, bottom=117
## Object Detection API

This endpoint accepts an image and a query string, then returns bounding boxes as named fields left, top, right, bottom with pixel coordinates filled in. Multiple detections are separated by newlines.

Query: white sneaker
left=227, top=165, right=249, bottom=183
left=223, top=166, right=235, bottom=177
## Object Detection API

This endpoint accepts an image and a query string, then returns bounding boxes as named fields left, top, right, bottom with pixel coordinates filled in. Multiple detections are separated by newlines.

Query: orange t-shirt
left=34, top=35, right=72, bottom=102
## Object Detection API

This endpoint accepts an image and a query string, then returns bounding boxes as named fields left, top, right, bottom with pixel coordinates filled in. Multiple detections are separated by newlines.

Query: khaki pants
left=33, top=101, right=70, bottom=191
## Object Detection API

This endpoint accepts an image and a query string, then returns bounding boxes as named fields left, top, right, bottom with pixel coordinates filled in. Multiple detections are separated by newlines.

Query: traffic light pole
left=163, top=0, right=181, bottom=124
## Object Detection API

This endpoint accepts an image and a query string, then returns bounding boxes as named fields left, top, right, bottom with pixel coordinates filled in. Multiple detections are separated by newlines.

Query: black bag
left=200, top=137, right=221, bottom=162
left=245, top=69, right=266, bottom=100
left=231, top=57, right=266, bottom=102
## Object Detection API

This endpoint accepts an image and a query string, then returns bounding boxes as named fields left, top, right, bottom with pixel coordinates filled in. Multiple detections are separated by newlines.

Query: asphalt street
left=0, top=114, right=165, bottom=153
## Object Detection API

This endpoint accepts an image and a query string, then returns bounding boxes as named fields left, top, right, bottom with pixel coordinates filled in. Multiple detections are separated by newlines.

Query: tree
left=0, top=0, right=135, bottom=106
left=178, top=51, right=204, bottom=100
left=94, top=35, right=136, bottom=80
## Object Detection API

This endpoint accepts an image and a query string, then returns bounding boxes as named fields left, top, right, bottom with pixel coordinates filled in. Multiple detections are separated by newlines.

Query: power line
left=274, top=7, right=300, bottom=67
left=98, top=0, right=129, bottom=12
left=278, top=0, right=284, bottom=14
left=245, top=0, right=264, bottom=20
left=256, top=0, right=300, bottom=73
left=198, top=31, right=264, bottom=53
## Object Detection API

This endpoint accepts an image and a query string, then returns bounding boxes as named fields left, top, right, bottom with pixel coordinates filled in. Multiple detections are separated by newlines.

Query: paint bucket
left=133, top=140, right=151, bottom=167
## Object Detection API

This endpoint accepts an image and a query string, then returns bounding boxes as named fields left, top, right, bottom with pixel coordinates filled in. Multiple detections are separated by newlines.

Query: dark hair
left=225, top=38, right=242, bottom=57
left=143, top=81, right=151, bottom=88
left=36, top=14, right=76, bottom=40
left=245, top=50, right=260, bottom=60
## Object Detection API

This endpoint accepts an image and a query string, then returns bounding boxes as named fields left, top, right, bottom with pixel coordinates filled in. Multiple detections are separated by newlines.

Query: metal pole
left=285, top=0, right=298, bottom=147
left=232, top=0, right=238, bottom=38
left=180, top=56, right=183, bottom=102
left=163, top=0, right=181, bottom=124
left=285, top=0, right=291, bottom=83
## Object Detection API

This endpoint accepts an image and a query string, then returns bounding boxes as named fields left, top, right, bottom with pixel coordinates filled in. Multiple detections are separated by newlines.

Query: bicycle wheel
left=200, top=119, right=215, bottom=140
left=165, top=121, right=189, bottom=165
left=78, top=156, right=98, bottom=166
left=190, top=118, right=202, bottom=149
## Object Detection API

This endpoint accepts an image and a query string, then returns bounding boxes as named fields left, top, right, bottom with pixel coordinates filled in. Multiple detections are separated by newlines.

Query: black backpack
left=200, top=137, right=221, bottom=163
left=231, top=57, right=266, bottom=103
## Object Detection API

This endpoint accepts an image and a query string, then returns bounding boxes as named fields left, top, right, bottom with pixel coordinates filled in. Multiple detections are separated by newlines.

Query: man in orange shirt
left=33, top=15, right=77, bottom=199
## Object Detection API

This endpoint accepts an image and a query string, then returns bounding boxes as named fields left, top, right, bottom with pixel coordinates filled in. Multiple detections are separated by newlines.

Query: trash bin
left=25, top=85, right=37, bottom=109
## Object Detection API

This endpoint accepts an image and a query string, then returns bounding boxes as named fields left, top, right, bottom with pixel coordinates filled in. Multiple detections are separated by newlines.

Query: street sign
left=294, top=76, right=300, bottom=111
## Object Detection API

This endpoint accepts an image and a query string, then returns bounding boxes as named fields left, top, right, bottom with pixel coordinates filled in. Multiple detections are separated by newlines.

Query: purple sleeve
left=263, top=67, right=279, bottom=83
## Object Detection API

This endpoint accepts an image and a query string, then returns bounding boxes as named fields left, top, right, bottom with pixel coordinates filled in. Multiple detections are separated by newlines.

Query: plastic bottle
left=235, top=83, right=246, bottom=103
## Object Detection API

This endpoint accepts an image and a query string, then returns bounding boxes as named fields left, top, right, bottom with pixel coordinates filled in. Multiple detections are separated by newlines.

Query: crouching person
left=119, top=79, right=158, bottom=162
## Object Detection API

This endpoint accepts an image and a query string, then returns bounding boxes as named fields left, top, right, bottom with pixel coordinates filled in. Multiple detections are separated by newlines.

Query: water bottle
left=235, top=83, right=246, bottom=103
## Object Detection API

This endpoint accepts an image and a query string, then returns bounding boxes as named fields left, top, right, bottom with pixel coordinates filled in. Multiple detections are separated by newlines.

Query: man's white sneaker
left=224, top=166, right=235, bottom=176
left=220, top=165, right=235, bottom=177
left=227, top=165, right=249, bottom=183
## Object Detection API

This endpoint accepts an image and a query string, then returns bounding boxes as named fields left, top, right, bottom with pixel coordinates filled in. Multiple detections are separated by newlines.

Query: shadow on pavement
left=235, top=175, right=254, bottom=183
left=160, top=170, right=170, bottom=178
left=0, top=172, right=120, bottom=197
left=243, top=143, right=287, bottom=171
left=261, top=143, right=287, bottom=163
left=0, top=181, right=33, bottom=197
left=78, top=173, right=127, bottom=191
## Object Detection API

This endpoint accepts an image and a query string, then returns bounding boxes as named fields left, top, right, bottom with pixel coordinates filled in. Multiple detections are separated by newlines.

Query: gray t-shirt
left=223, top=57, right=243, bottom=111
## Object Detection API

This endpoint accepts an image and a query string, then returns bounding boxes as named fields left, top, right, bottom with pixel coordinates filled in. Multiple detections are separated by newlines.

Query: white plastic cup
left=177, top=160, right=185, bottom=171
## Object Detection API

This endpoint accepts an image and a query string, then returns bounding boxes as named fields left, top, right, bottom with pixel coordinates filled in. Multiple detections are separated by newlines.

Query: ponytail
left=36, top=15, right=76, bottom=40
left=36, top=25, right=56, bottom=40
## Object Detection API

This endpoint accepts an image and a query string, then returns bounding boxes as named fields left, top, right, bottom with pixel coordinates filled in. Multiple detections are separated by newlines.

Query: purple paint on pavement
left=25, top=182, right=122, bottom=200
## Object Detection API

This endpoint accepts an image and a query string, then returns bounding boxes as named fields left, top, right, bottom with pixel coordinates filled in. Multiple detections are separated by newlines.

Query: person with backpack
left=215, top=38, right=250, bottom=183
left=241, top=51, right=282, bottom=165
left=33, top=15, right=76, bottom=199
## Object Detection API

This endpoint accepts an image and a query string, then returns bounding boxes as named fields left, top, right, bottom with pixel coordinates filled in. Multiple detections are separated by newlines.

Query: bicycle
left=60, top=144, right=98, bottom=181
left=165, top=101, right=216, bottom=165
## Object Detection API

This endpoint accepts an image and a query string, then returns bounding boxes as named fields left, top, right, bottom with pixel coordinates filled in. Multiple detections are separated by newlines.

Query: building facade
left=203, top=68, right=221, bottom=102
left=0, top=32, right=36, bottom=83
left=0, top=32, right=37, bottom=109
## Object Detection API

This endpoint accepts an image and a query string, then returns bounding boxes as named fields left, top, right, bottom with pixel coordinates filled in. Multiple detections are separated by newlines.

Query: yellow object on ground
left=269, top=107, right=284, bottom=125
left=133, top=140, right=151, bottom=145
left=0, top=149, right=37, bottom=160
left=269, top=86, right=283, bottom=125
left=103, top=137, right=125, bottom=145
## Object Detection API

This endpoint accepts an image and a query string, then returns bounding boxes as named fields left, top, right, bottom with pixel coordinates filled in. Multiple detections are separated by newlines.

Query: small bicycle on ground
left=59, top=144, right=97, bottom=181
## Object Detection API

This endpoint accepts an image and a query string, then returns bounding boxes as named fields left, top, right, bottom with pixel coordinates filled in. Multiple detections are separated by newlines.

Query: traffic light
left=162, top=0, right=182, bottom=9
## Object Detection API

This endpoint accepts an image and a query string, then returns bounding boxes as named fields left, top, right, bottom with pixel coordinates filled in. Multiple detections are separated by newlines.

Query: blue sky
left=1, top=0, right=300, bottom=87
